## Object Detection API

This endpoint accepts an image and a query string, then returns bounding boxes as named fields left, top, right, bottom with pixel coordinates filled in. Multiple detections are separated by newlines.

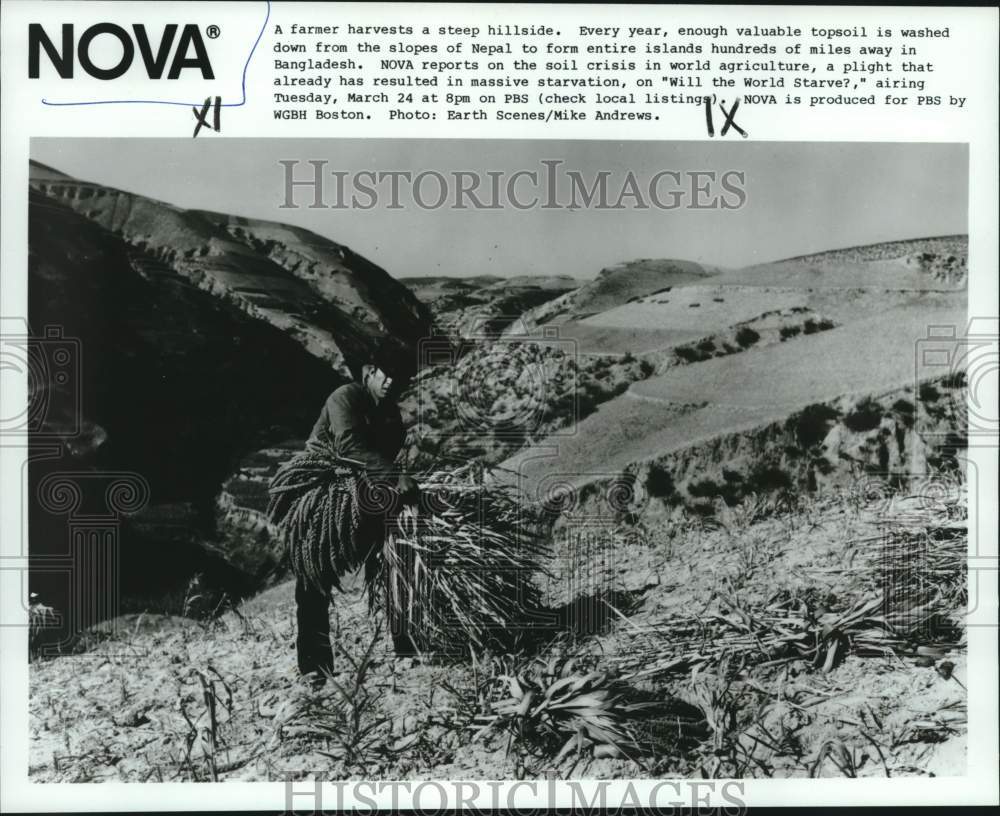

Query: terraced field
left=632, top=303, right=967, bottom=408
left=505, top=301, right=967, bottom=497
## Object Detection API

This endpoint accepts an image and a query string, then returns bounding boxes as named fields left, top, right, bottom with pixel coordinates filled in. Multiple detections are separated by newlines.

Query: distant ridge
left=776, top=234, right=968, bottom=265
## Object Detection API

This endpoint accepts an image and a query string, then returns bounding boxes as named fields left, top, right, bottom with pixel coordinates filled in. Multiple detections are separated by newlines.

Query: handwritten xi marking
left=192, top=96, right=221, bottom=137
left=705, top=96, right=747, bottom=138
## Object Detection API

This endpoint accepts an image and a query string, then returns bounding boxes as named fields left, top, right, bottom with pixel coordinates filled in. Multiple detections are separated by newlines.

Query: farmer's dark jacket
left=309, top=383, right=405, bottom=480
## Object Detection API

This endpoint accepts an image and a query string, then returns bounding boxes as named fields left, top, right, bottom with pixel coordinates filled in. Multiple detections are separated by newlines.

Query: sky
left=30, top=139, right=967, bottom=281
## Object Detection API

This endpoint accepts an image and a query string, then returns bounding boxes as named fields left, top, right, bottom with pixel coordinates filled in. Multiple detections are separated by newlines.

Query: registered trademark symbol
left=206, top=25, right=221, bottom=39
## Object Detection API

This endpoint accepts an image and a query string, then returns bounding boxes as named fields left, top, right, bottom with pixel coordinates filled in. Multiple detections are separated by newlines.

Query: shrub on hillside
left=803, top=317, right=835, bottom=335
left=786, top=403, right=841, bottom=450
left=843, top=396, right=883, bottom=432
left=675, top=346, right=710, bottom=364
left=891, top=398, right=916, bottom=427
left=646, top=462, right=676, bottom=500
left=735, top=327, right=760, bottom=348
left=746, top=463, right=792, bottom=493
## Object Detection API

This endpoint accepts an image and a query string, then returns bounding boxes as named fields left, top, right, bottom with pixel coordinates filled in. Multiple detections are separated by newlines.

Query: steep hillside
left=504, top=238, right=967, bottom=357
left=29, top=436, right=968, bottom=782
left=25, top=161, right=440, bottom=640
left=29, top=161, right=436, bottom=377
left=28, top=189, right=345, bottom=636
left=28, top=225, right=970, bottom=783
left=195, top=211, right=433, bottom=349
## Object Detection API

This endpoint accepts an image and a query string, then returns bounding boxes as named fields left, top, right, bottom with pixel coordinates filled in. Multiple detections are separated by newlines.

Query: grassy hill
left=716, top=235, right=967, bottom=290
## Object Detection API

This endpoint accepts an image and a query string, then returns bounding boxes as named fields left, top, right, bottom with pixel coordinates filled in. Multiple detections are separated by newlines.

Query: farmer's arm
left=326, top=386, right=397, bottom=480
left=308, top=400, right=331, bottom=440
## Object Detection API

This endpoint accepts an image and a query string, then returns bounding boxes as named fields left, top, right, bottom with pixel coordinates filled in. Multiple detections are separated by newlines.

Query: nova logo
left=28, top=23, right=214, bottom=80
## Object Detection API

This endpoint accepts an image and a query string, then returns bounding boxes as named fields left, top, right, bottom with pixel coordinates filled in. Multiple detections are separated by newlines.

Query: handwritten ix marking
left=192, top=96, right=221, bottom=137
left=705, top=96, right=748, bottom=138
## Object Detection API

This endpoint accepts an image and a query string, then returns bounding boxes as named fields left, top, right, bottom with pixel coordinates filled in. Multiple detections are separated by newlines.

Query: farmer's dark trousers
left=385, top=544, right=419, bottom=657
left=295, top=576, right=334, bottom=676
left=294, top=572, right=418, bottom=676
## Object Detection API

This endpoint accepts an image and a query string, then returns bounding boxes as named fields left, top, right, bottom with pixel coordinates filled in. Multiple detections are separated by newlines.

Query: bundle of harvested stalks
left=385, top=465, right=552, bottom=653
left=267, top=430, right=388, bottom=598
left=269, top=434, right=551, bottom=652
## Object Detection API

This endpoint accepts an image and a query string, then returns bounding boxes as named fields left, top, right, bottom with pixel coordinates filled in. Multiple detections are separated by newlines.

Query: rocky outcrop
left=405, top=274, right=581, bottom=342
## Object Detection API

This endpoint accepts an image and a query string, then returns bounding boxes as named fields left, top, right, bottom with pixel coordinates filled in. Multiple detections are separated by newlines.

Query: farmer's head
left=355, top=337, right=414, bottom=402
left=362, top=363, right=393, bottom=403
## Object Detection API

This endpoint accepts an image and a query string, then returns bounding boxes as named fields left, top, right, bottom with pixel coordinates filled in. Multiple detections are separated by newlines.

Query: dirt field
left=30, top=480, right=966, bottom=781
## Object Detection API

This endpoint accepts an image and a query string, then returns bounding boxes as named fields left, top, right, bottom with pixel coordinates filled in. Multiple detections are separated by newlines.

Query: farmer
left=294, top=345, right=420, bottom=681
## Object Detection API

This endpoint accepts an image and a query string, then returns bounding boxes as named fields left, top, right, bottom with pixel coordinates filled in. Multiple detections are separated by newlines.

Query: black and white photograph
left=22, top=137, right=974, bottom=783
